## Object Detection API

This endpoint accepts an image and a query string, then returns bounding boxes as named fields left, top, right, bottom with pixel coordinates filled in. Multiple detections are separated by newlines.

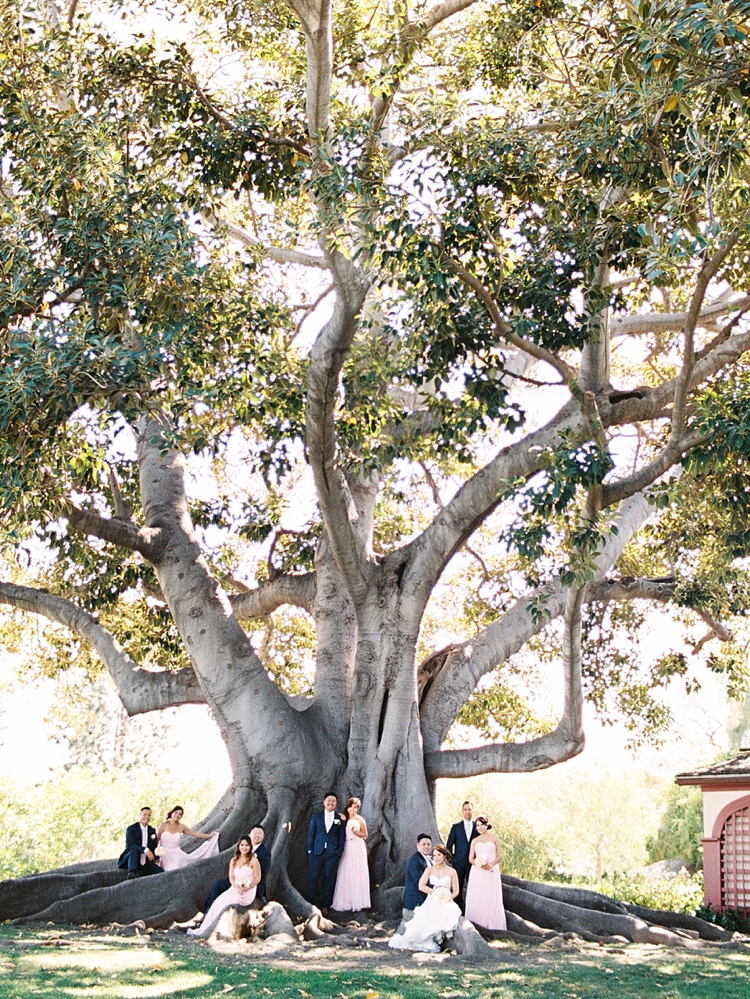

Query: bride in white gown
left=389, top=845, right=461, bottom=953
left=156, top=806, right=219, bottom=872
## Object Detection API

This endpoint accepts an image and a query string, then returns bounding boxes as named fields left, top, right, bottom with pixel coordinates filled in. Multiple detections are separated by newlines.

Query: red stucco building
left=676, top=750, right=750, bottom=913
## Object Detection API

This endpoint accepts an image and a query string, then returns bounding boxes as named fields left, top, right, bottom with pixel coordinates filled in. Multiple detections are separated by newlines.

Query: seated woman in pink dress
left=187, top=837, right=260, bottom=938
left=156, top=805, right=219, bottom=872
left=464, top=816, right=507, bottom=930
left=331, top=796, right=371, bottom=911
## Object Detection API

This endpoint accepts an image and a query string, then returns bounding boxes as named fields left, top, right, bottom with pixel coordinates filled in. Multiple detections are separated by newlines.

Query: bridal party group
left=118, top=796, right=506, bottom=951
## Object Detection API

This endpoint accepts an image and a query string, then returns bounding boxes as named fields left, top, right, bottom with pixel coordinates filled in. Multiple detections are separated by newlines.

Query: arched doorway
left=716, top=795, right=750, bottom=912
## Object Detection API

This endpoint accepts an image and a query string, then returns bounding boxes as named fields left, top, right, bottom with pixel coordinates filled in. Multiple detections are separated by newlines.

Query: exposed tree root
left=8, top=854, right=230, bottom=927
left=498, top=878, right=736, bottom=944
left=503, top=910, right=557, bottom=939
left=504, top=882, right=689, bottom=944
left=301, top=907, right=336, bottom=940
left=451, top=916, right=496, bottom=960
left=502, top=875, right=628, bottom=914
left=1, top=858, right=738, bottom=952
left=0, top=869, right=127, bottom=922
left=619, top=901, right=730, bottom=941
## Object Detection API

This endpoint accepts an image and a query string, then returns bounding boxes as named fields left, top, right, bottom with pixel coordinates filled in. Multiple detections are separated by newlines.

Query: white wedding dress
left=389, top=873, right=461, bottom=953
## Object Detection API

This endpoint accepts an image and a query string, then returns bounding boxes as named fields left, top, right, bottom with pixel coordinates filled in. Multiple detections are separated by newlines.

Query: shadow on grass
left=0, top=926, right=748, bottom=999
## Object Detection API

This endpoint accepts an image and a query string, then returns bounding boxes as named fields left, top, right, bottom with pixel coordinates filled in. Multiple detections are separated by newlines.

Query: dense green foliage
left=647, top=784, right=705, bottom=871
left=697, top=903, right=750, bottom=932
left=600, top=870, right=704, bottom=915
left=2, top=0, right=750, bottom=778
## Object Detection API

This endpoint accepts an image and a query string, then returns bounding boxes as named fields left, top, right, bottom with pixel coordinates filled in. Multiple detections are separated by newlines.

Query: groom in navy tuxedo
left=446, top=800, right=478, bottom=901
left=307, top=793, right=346, bottom=914
left=118, top=807, right=163, bottom=879
left=403, top=833, right=432, bottom=920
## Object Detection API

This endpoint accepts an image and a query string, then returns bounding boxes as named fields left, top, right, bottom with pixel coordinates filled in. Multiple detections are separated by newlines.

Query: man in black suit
left=306, top=793, right=345, bottom=914
left=403, top=833, right=432, bottom=920
left=446, top=800, right=478, bottom=901
left=118, top=807, right=163, bottom=879
left=202, top=825, right=272, bottom=913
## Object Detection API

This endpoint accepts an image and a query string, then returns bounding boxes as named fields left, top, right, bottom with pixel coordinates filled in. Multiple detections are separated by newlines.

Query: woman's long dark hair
left=231, top=837, right=254, bottom=865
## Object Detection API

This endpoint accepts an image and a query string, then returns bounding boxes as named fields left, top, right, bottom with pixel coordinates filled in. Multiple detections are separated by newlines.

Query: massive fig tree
left=2, top=0, right=750, bottom=928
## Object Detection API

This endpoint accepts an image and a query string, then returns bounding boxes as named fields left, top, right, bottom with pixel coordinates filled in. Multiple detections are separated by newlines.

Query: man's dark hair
left=250, top=825, right=265, bottom=833
left=462, top=800, right=472, bottom=807
left=416, top=833, right=432, bottom=843
left=324, top=792, right=337, bottom=800
left=140, top=806, right=151, bottom=812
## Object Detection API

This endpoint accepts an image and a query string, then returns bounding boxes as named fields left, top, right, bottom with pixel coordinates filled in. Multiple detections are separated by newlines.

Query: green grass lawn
left=0, top=926, right=748, bottom=998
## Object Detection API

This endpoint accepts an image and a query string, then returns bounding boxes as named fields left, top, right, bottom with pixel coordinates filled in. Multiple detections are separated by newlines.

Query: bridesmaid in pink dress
left=464, top=816, right=507, bottom=930
left=331, top=797, right=371, bottom=911
left=187, top=837, right=260, bottom=938
left=156, top=806, right=219, bottom=872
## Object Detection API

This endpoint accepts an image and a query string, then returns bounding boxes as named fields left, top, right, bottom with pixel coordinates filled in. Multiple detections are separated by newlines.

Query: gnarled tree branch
left=420, top=0, right=479, bottom=30
left=204, top=213, right=328, bottom=269
left=0, top=582, right=205, bottom=715
left=66, top=502, right=166, bottom=561
left=610, top=292, right=750, bottom=336
left=366, top=0, right=481, bottom=157
left=106, top=463, right=132, bottom=521
left=600, top=429, right=708, bottom=508
left=601, top=328, right=750, bottom=431
left=401, top=318, right=750, bottom=631
left=588, top=577, right=731, bottom=644
left=230, top=573, right=317, bottom=619
left=578, top=256, right=611, bottom=393
left=425, top=581, right=586, bottom=780
left=399, top=397, right=584, bottom=620
left=445, top=257, right=578, bottom=386
left=424, top=565, right=733, bottom=780
left=305, top=266, right=370, bottom=604
left=672, top=232, right=740, bottom=439
left=419, top=492, right=654, bottom=750
left=136, top=415, right=313, bottom=780
left=586, top=576, right=675, bottom=605
left=286, top=0, right=333, bottom=144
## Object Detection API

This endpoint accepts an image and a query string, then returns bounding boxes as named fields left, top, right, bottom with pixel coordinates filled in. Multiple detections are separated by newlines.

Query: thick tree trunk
left=0, top=424, right=675, bottom=932
left=0, top=443, right=663, bottom=925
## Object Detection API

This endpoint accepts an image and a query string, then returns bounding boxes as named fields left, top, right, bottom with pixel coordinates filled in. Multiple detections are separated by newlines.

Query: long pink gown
left=464, top=840, right=507, bottom=930
left=187, top=864, right=257, bottom=937
left=331, top=819, right=371, bottom=911
left=159, top=829, right=219, bottom=871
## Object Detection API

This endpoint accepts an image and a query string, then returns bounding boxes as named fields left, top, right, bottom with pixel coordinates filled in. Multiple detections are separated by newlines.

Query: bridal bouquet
left=154, top=846, right=166, bottom=858
left=431, top=886, right=452, bottom=904
left=235, top=876, right=254, bottom=890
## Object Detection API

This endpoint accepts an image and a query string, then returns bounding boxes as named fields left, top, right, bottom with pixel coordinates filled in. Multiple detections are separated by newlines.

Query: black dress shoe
left=127, top=872, right=137, bottom=880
